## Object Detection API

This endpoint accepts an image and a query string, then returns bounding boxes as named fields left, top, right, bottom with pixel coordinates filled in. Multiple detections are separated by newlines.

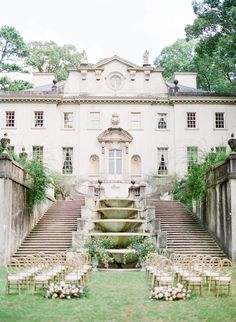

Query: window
left=215, top=112, right=224, bottom=128
left=32, top=146, right=43, bottom=162
left=157, top=148, right=168, bottom=175
left=89, top=112, right=100, bottom=129
left=187, top=146, right=198, bottom=171
left=108, top=149, right=122, bottom=175
left=6, top=111, right=15, bottom=127
left=187, top=112, right=196, bottom=128
left=157, top=113, right=167, bottom=129
left=62, top=147, right=73, bottom=174
left=34, top=111, right=44, bottom=127
left=64, top=112, right=73, bottom=128
left=130, top=112, right=141, bottom=129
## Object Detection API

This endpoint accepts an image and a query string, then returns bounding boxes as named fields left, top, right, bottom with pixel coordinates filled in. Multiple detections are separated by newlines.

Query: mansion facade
left=0, top=54, right=236, bottom=197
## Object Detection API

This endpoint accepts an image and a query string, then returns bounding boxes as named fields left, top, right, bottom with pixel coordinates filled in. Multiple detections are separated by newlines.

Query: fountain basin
left=100, top=198, right=135, bottom=208
left=93, top=219, right=145, bottom=232
left=97, top=207, right=139, bottom=219
left=89, top=232, right=150, bottom=248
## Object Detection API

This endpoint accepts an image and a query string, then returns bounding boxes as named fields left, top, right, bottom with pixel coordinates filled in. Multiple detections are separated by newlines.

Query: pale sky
left=1, top=0, right=196, bottom=65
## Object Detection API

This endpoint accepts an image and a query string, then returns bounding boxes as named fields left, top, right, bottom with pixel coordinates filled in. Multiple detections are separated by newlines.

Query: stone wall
left=194, top=153, right=236, bottom=264
left=0, top=155, right=54, bottom=266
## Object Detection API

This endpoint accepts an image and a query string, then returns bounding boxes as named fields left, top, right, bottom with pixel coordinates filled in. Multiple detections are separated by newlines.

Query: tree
left=185, top=0, right=236, bottom=93
left=0, top=25, right=28, bottom=71
left=0, top=77, right=32, bottom=92
left=154, top=39, right=196, bottom=81
left=26, top=41, right=81, bottom=81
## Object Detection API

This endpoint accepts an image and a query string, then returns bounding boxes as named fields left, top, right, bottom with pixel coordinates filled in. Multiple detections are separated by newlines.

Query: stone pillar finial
left=0, top=132, right=10, bottom=151
left=228, top=133, right=236, bottom=151
left=143, top=50, right=150, bottom=67
left=80, top=50, right=88, bottom=66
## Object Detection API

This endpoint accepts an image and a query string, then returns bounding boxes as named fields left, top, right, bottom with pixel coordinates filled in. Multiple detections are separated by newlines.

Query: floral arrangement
left=45, top=281, right=83, bottom=299
left=151, top=283, right=191, bottom=301
left=85, top=237, right=115, bottom=267
left=126, top=236, right=157, bottom=265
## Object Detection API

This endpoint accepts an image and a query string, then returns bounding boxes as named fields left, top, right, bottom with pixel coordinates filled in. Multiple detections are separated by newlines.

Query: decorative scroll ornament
left=111, top=114, right=120, bottom=127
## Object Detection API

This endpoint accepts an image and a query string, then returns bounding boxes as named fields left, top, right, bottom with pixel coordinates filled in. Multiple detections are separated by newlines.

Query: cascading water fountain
left=70, top=182, right=159, bottom=269
left=90, top=198, right=150, bottom=267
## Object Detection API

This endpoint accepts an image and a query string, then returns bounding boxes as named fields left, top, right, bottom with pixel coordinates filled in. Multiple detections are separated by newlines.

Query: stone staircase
left=13, top=200, right=84, bottom=258
left=151, top=200, right=226, bottom=257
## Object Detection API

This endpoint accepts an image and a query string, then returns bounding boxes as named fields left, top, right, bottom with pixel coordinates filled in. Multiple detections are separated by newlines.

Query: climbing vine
left=0, top=143, right=50, bottom=208
left=23, top=159, right=50, bottom=208
left=173, top=150, right=229, bottom=210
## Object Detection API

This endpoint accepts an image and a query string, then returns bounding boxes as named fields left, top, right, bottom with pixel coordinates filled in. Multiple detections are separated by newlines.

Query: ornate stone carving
left=80, top=50, right=88, bottom=65
left=98, top=127, right=133, bottom=144
left=129, top=70, right=136, bottom=81
left=111, top=114, right=120, bottom=127
left=81, top=69, right=87, bottom=80
left=95, top=69, right=102, bottom=80
left=144, top=70, right=150, bottom=81
left=143, top=50, right=150, bottom=67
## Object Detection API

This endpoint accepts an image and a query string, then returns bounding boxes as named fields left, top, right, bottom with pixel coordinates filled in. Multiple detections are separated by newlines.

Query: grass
left=0, top=267, right=236, bottom=322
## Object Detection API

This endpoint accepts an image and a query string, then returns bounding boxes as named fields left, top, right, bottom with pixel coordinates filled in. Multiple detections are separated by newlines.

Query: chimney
left=173, top=72, right=197, bottom=89
left=33, top=72, right=56, bottom=88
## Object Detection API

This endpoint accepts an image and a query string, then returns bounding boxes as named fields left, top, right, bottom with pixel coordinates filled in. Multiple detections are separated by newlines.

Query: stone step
left=153, top=200, right=227, bottom=257
left=12, top=199, right=84, bottom=258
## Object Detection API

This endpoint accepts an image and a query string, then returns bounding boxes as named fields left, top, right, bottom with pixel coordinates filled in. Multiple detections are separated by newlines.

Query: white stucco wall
left=0, top=56, right=236, bottom=196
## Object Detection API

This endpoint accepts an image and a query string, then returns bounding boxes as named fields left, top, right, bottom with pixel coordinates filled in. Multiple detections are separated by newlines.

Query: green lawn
left=0, top=267, right=236, bottom=322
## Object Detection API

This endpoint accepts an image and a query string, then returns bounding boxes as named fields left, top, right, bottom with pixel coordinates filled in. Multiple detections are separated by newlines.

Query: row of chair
left=6, top=252, right=92, bottom=295
left=145, top=253, right=233, bottom=296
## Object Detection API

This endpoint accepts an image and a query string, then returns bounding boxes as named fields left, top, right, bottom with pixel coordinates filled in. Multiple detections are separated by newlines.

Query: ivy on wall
left=0, top=143, right=50, bottom=208
left=173, top=150, right=229, bottom=210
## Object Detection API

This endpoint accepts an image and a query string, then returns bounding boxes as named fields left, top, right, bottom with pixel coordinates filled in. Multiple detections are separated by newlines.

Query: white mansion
left=0, top=53, right=236, bottom=196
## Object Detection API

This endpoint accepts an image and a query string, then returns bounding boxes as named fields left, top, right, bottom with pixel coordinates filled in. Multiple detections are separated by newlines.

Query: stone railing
left=0, top=154, right=55, bottom=265
left=194, top=153, right=236, bottom=264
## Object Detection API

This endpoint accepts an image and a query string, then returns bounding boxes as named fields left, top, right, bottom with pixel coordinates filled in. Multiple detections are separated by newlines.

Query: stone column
left=229, top=153, right=236, bottom=264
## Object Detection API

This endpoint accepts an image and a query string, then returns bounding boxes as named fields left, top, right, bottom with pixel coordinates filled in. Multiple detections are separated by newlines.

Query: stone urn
left=228, top=133, right=236, bottom=151
left=0, top=133, right=10, bottom=152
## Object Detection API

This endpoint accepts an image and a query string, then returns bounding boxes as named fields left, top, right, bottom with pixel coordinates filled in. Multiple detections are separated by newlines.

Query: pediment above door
left=97, top=127, right=133, bottom=144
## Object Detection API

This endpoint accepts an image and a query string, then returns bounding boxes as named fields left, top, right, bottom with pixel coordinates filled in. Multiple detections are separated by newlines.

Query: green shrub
left=173, top=150, right=229, bottom=210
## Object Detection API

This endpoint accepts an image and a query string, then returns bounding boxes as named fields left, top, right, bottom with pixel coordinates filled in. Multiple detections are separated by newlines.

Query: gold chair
left=154, top=258, right=174, bottom=288
left=202, top=256, right=221, bottom=291
left=213, top=259, right=232, bottom=297
left=6, top=258, right=25, bottom=295
left=185, top=259, right=204, bottom=296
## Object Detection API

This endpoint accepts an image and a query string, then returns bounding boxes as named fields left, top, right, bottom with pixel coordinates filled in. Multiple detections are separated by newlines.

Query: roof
left=23, top=80, right=65, bottom=93
left=166, top=82, right=210, bottom=95
left=94, top=55, right=139, bottom=69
